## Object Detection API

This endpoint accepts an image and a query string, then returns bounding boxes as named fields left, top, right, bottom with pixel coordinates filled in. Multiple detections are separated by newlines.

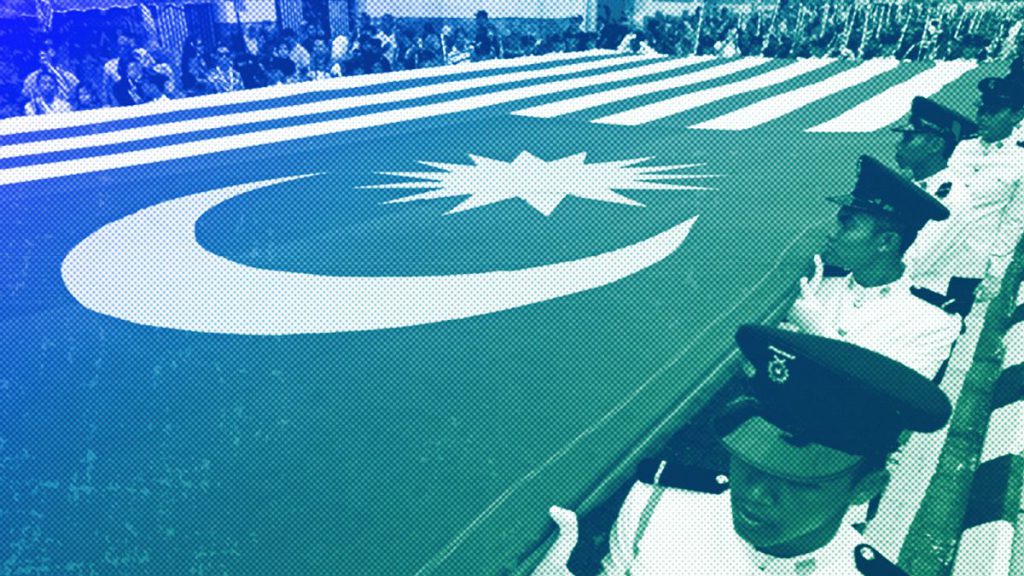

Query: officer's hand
left=531, top=506, right=579, bottom=576
left=974, top=273, right=1001, bottom=302
left=799, top=254, right=825, bottom=300
left=788, top=255, right=832, bottom=336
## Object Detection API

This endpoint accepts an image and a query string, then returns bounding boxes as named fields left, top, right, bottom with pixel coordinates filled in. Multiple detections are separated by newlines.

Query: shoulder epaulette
left=854, top=544, right=907, bottom=575
left=635, top=459, right=729, bottom=493
left=910, top=286, right=956, bottom=312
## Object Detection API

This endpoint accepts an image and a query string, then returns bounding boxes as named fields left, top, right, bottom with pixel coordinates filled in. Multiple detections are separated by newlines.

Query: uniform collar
left=953, top=135, right=1010, bottom=160
left=743, top=542, right=819, bottom=574
left=917, top=165, right=952, bottom=188
left=846, top=272, right=910, bottom=299
left=980, top=138, right=1005, bottom=154
left=739, top=522, right=864, bottom=574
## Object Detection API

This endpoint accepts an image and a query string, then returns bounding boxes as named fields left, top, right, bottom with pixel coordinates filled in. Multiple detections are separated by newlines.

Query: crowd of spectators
left=639, top=0, right=1024, bottom=61
left=5, top=1, right=1024, bottom=119
left=4, top=10, right=619, bottom=118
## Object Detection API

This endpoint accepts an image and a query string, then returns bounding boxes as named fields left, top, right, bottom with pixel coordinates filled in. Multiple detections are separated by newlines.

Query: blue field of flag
left=0, top=52, right=1008, bottom=575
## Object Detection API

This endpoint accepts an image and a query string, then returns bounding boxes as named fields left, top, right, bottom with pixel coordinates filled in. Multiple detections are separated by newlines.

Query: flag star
left=362, top=151, right=717, bottom=216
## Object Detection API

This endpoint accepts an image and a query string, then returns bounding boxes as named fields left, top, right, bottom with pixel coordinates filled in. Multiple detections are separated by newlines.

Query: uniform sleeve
left=898, top=310, right=961, bottom=381
left=986, top=176, right=1024, bottom=281
left=599, top=481, right=652, bottom=576
left=782, top=278, right=842, bottom=338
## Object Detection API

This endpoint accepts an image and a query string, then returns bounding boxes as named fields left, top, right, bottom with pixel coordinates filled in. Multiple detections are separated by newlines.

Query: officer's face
left=976, top=102, right=1023, bottom=143
left=894, top=130, right=943, bottom=171
left=729, top=457, right=873, bottom=555
left=822, top=208, right=889, bottom=271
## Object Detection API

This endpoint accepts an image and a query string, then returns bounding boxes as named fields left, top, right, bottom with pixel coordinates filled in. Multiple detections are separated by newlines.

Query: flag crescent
left=62, top=175, right=697, bottom=335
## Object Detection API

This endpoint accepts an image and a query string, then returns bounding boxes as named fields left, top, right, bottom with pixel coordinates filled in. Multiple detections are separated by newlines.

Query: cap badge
left=865, top=197, right=895, bottom=212
left=767, top=345, right=795, bottom=385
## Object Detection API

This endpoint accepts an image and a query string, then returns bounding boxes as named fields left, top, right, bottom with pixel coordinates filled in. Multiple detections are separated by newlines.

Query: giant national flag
left=0, top=51, right=1003, bottom=575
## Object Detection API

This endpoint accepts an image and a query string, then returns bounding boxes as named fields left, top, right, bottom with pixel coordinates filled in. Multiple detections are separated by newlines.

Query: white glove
left=973, top=257, right=1009, bottom=302
left=974, top=272, right=1001, bottom=302
left=787, top=254, right=834, bottom=336
left=531, top=506, right=579, bottom=576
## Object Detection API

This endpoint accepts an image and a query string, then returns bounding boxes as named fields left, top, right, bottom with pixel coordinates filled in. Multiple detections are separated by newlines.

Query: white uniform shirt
left=783, top=273, right=960, bottom=380
left=935, top=136, right=1024, bottom=284
left=600, top=481, right=870, bottom=575
left=903, top=166, right=965, bottom=293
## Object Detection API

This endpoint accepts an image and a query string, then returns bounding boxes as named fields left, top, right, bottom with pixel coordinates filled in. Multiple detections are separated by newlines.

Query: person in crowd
left=781, top=155, right=961, bottom=381
left=206, top=44, right=244, bottom=93
left=618, top=30, right=657, bottom=56
left=266, top=40, right=299, bottom=83
left=241, top=23, right=262, bottom=57
left=70, top=82, right=103, bottom=111
left=534, top=324, right=950, bottom=575
left=443, top=27, right=471, bottom=65
left=561, top=15, right=586, bottom=52
left=235, top=47, right=269, bottom=89
left=180, top=35, right=210, bottom=97
left=418, top=24, right=446, bottom=68
left=265, top=57, right=297, bottom=86
left=355, top=12, right=372, bottom=40
left=22, top=38, right=78, bottom=103
left=937, top=74, right=1024, bottom=302
left=302, top=21, right=326, bottom=52
left=348, top=27, right=390, bottom=74
left=282, top=29, right=311, bottom=78
left=138, top=71, right=169, bottom=104
left=893, top=97, right=980, bottom=313
left=133, top=46, right=174, bottom=85
left=473, top=10, right=502, bottom=61
left=714, top=27, right=741, bottom=58
left=112, top=54, right=146, bottom=106
left=500, top=31, right=528, bottom=60
left=24, top=70, right=72, bottom=115
left=159, top=71, right=181, bottom=100
left=307, top=37, right=333, bottom=80
left=103, top=30, right=142, bottom=106
left=331, top=28, right=351, bottom=74
left=398, top=28, right=425, bottom=70
left=598, top=14, right=630, bottom=50
left=376, top=14, right=399, bottom=70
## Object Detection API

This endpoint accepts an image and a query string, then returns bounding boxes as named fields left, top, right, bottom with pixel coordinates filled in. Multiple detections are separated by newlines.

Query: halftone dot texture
left=0, top=29, right=1013, bottom=576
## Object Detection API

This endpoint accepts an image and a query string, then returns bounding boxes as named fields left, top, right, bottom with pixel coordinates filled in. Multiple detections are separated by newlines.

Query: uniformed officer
left=938, top=74, right=1024, bottom=302
left=892, top=97, right=981, bottom=312
left=782, top=155, right=961, bottom=380
left=532, top=325, right=949, bottom=575
left=893, top=96, right=976, bottom=188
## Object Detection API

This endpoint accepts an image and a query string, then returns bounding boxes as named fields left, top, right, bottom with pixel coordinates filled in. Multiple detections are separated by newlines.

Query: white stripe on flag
left=806, top=60, right=977, bottom=133
left=690, top=58, right=900, bottom=131
left=0, top=56, right=743, bottom=186
left=0, top=54, right=676, bottom=160
left=592, top=58, right=834, bottom=126
left=511, top=55, right=756, bottom=118
left=0, top=50, right=636, bottom=136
